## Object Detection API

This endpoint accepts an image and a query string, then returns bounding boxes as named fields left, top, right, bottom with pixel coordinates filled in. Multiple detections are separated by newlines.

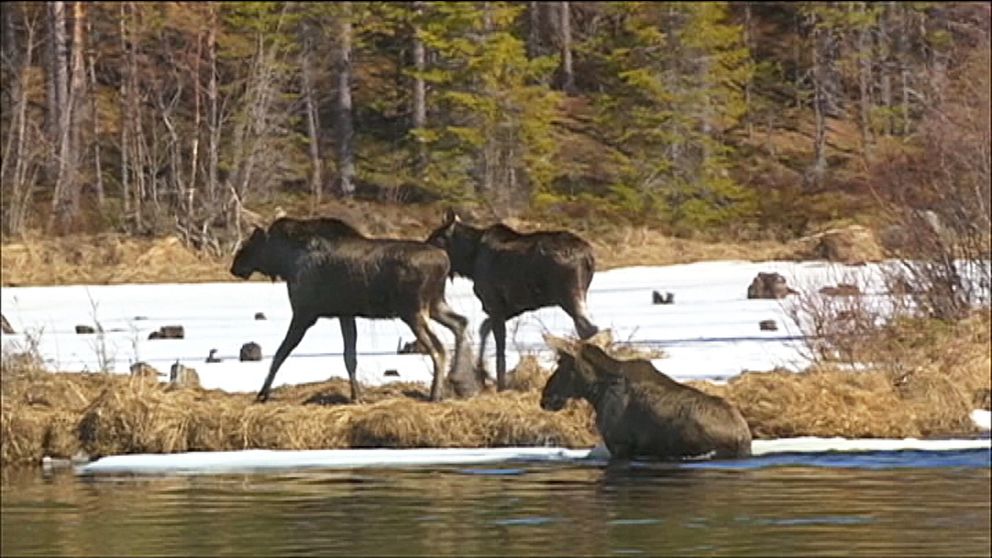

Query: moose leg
left=404, top=312, right=448, bottom=402
left=339, top=316, right=361, bottom=403
left=492, top=318, right=507, bottom=391
left=562, top=296, right=599, bottom=339
left=258, top=314, right=315, bottom=402
left=476, top=318, right=491, bottom=372
left=431, top=301, right=481, bottom=396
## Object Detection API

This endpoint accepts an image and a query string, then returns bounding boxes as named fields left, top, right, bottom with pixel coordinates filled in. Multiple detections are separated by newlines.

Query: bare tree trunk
left=527, top=1, right=541, bottom=58
left=895, top=3, right=911, bottom=136
left=1, top=1, right=16, bottom=78
left=118, top=2, right=130, bottom=220
left=46, top=2, right=68, bottom=141
left=335, top=6, right=355, bottom=197
left=86, top=10, right=104, bottom=207
left=743, top=2, right=753, bottom=139
left=188, top=31, right=202, bottom=224
left=206, top=3, right=220, bottom=208
left=69, top=1, right=86, bottom=196
left=51, top=1, right=85, bottom=233
left=810, top=23, right=827, bottom=189
left=545, top=0, right=559, bottom=40
left=879, top=3, right=892, bottom=136
left=229, top=4, right=288, bottom=213
left=45, top=1, right=68, bottom=187
left=857, top=2, right=873, bottom=160
left=559, top=1, right=574, bottom=93
left=127, top=2, right=144, bottom=228
left=148, top=84, right=161, bottom=211
left=880, top=74, right=892, bottom=136
left=479, top=2, right=494, bottom=198
left=794, top=11, right=803, bottom=109
left=4, top=8, right=38, bottom=236
left=301, top=28, right=323, bottom=203
left=900, top=67, right=911, bottom=136
left=411, top=1, right=427, bottom=178
left=1, top=2, right=23, bottom=190
left=1, top=2, right=20, bottom=131
left=482, top=1, right=492, bottom=31
left=155, top=58, right=184, bottom=221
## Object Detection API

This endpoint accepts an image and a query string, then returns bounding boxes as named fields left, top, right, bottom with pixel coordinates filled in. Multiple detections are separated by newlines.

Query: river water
left=2, top=449, right=990, bottom=557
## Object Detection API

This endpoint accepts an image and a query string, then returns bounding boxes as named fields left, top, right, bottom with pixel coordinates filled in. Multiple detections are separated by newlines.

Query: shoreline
left=3, top=362, right=988, bottom=470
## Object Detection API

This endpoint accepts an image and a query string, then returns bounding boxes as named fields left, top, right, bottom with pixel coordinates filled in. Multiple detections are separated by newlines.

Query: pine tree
left=578, top=2, right=755, bottom=230
left=414, top=2, right=561, bottom=209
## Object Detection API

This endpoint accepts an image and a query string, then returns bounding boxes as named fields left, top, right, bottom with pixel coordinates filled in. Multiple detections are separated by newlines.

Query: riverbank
left=2, top=343, right=988, bottom=468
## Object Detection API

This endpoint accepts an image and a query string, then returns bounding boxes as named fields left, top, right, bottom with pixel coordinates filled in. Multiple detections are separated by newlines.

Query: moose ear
left=543, top=333, right=578, bottom=357
left=443, top=207, right=461, bottom=225
left=584, top=329, right=614, bottom=349
left=576, top=344, right=623, bottom=378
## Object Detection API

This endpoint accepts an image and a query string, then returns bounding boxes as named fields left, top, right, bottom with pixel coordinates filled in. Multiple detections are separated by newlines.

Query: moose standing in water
left=230, top=217, right=477, bottom=403
left=541, top=333, right=752, bottom=460
left=427, top=209, right=599, bottom=391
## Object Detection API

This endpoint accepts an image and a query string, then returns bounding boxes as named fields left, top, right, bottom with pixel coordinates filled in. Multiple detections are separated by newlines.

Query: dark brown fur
left=541, top=345, right=752, bottom=460
left=427, top=209, right=598, bottom=390
left=231, top=217, right=476, bottom=403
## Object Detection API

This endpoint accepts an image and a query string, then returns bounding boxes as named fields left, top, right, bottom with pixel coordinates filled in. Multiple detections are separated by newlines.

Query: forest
left=0, top=2, right=989, bottom=252
left=1, top=2, right=991, bottom=482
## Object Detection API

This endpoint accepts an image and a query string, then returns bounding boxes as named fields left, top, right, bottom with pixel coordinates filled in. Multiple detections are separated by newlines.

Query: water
left=2, top=450, right=990, bottom=557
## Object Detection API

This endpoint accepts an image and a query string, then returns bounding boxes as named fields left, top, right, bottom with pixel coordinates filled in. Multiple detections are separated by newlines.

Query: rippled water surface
left=3, top=450, right=990, bottom=557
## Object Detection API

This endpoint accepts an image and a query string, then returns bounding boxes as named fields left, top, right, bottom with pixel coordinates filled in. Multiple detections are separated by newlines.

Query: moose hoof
left=255, top=391, right=270, bottom=403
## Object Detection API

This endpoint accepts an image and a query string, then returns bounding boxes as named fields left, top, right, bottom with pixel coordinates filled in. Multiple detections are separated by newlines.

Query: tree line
left=0, top=2, right=988, bottom=245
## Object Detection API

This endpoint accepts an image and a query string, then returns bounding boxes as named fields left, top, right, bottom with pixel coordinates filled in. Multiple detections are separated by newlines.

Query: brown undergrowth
left=2, top=314, right=987, bottom=467
left=0, top=233, right=228, bottom=286
left=0, top=199, right=887, bottom=287
left=690, top=311, right=991, bottom=438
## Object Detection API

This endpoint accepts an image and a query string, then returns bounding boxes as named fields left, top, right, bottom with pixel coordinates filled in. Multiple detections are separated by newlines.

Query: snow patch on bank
left=77, top=437, right=991, bottom=475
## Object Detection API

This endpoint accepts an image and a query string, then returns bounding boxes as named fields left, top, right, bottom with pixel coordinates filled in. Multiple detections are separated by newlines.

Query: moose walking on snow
left=427, top=209, right=600, bottom=391
left=230, top=217, right=479, bottom=403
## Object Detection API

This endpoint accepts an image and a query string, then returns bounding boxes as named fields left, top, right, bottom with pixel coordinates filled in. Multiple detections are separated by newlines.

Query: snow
left=0, top=260, right=900, bottom=389
left=77, top=447, right=592, bottom=475
left=750, top=436, right=990, bottom=454
left=971, top=409, right=991, bottom=431
left=2, top=260, right=988, bottom=432
left=77, top=437, right=991, bottom=475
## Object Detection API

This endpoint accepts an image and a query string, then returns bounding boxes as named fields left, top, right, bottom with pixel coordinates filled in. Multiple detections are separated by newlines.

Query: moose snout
left=230, top=263, right=252, bottom=280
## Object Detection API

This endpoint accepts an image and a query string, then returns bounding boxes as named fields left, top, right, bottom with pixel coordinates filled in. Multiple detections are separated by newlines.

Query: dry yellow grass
left=689, top=365, right=976, bottom=439
left=2, top=197, right=894, bottom=287
left=791, top=224, right=885, bottom=264
left=68, top=378, right=599, bottom=459
left=584, top=226, right=795, bottom=270
left=0, top=361, right=601, bottom=466
left=3, top=313, right=987, bottom=468
left=1, top=233, right=230, bottom=286
left=1, top=197, right=815, bottom=287
left=689, top=312, right=991, bottom=438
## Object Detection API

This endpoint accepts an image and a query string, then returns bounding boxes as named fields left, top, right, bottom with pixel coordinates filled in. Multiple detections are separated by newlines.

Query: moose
left=541, top=333, right=752, bottom=460
left=427, top=209, right=599, bottom=391
left=230, top=216, right=478, bottom=403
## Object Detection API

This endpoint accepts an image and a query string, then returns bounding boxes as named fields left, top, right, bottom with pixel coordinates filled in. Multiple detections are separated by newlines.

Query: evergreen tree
left=415, top=2, right=561, bottom=209
left=578, top=2, right=755, bottom=229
